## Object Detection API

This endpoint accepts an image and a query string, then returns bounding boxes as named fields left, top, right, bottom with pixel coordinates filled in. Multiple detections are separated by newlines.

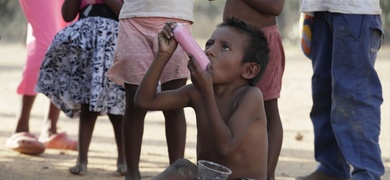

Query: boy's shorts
left=256, top=25, right=285, bottom=101
left=106, top=17, right=191, bottom=86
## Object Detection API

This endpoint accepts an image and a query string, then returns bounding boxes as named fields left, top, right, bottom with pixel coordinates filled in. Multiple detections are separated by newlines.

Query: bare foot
left=69, top=162, right=87, bottom=176
left=113, top=163, right=127, bottom=177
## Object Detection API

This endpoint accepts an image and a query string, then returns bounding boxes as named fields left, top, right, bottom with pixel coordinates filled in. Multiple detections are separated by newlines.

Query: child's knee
left=153, top=159, right=197, bottom=180
left=173, top=158, right=197, bottom=172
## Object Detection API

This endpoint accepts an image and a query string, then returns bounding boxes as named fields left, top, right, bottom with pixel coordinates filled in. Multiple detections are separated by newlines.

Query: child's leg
left=38, top=102, right=78, bottom=151
left=160, top=79, right=187, bottom=164
left=69, top=104, right=98, bottom=176
left=152, top=159, right=197, bottom=180
left=40, top=102, right=60, bottom=137
left=124, top=83, right=148, bottom=179
left=264, top=99, right=283, bottom=180
left=107, top=113, right=126, bottom=176
left=15, top=95, right=36, bottom=133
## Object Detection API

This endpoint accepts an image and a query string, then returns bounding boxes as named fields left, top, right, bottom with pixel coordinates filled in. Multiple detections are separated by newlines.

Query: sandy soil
left=0, top=44, right=389, bottom=180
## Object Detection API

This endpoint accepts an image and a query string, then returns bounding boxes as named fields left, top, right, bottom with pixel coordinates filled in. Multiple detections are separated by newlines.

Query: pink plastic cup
left=173, top=23, right=209, bottom=71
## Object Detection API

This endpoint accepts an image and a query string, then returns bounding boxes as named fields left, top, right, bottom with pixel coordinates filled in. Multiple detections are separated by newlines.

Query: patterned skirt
left=36, top=16, right=125, bottom=118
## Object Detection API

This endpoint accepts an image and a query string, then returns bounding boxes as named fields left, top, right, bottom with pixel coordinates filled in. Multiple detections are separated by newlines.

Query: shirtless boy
left=135, top=17, right=270, bottom=179
left=223, top=1, right=285, bottom=179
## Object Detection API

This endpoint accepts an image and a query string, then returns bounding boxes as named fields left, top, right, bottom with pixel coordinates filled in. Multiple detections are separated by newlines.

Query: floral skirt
left=36, top=16, right=125, bottom=118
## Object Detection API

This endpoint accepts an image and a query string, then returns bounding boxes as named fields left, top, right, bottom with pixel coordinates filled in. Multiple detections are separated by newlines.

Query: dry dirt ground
left=0, top=44, right=389, bottom=180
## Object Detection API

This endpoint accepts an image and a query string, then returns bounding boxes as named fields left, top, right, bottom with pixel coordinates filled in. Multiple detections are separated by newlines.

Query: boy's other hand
left=157, top=21, right=178, bottom=57
left=188, top=56, right=213, bottom=94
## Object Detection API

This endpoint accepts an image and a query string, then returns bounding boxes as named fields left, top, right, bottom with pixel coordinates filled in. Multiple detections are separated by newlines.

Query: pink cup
left=173, top=23, right=209, bottom=71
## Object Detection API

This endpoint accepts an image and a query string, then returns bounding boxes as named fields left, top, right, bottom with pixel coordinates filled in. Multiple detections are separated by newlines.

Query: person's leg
left=108, top=113, right=127, bottom=176
left=39, top=102, right=78, bottom=150
left=330, top=14, right=384, bottom=180
left=160, top=78, right=188, bottom=164
left=7, top=95, right=46, bottom=156
left=297, top=12, right=350, bottom=180
left=15, top=95, right=36, bottom=133
left=69, top=104, right=99, bottom=176
left=124, top=83, right=148, bottom=180
left=39, top=102, right=60, bottom=138
left=152, top=159, right=197, bottom=180
left=264, top=99, right=282, bottom=180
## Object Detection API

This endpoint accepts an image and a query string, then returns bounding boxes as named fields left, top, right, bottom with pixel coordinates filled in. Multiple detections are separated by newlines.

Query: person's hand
left=188, top=56, right=213, bottom=94
left=157, top=21, right=179, bottom=57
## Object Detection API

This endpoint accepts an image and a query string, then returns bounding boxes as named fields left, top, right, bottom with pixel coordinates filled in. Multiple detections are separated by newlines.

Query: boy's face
left=204, top=26, right=249, bottom=84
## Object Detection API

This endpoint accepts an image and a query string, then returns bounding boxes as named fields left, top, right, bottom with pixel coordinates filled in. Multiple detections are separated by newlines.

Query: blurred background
left=0, top=2, right=389, bottom=179
left=0, top=0, right=389, bottom=46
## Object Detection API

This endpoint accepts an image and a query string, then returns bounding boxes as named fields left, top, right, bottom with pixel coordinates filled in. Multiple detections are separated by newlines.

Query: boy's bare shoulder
left=240, top=86, right=264, bottom=102
left=229, top=86, right=264, bottom=115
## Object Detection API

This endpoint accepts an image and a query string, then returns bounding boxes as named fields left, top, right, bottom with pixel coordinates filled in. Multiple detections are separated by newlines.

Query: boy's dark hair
left=219, top=17, right=269, bottom=86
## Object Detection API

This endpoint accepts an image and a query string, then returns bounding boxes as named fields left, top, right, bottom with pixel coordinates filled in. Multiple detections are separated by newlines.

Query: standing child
left=135, top=17, right=270, bottom=179
left=35, top=0, right=126, bottom=176
left=5, top=0, right=77, bottom=156
left=222, top=1, right=285, bottom=179
left=105, top=0, right=194, bottom=179
left=297, top=0, right=384, bottom=179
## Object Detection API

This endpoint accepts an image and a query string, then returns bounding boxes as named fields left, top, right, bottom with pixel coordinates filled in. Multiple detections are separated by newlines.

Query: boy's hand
left=188, top=56, right=213, bottom=94
left=157, top=21, right=179, bottom=57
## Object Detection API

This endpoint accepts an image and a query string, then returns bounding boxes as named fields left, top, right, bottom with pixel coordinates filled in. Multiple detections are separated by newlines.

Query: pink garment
left=173, top=23, right=209, bottom=71
left=106, top=17, right=191, bottom=86
left=255, top=25, right=285, bottom=101
left=17, top=0, right=69, bottom=95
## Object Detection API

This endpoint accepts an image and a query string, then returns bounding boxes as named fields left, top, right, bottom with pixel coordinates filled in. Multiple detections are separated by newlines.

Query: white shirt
left=300, top=0, right=382, bottom=15
left=119, top=0, right=194, bottom=22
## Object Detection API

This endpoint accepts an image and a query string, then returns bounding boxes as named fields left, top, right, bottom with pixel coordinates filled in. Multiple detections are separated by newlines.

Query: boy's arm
left=135, top=22, right=191, bottom=111
left=62, top=0, right=81, bottom=22
left=243, top=0, right=285, bottom=16
left=103, top=0, right=123, bottom=16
